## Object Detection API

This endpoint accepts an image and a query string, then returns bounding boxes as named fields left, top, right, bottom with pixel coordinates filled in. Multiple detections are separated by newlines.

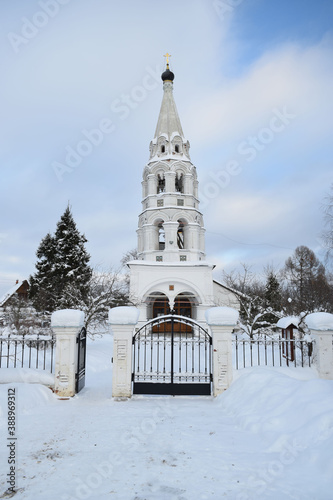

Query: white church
left=128, top=57, right=239, bottom=328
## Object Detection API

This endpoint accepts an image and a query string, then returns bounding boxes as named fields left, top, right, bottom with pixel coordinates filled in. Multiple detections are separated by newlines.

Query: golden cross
left=164, top=52, right=171, bottom=65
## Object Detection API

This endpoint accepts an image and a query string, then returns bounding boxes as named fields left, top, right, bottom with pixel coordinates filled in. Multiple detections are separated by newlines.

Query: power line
left=205, top=230, right=294, bottom=251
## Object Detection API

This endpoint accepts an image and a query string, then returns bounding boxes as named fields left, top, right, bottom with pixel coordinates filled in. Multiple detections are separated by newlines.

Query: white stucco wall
left=213, top=281, right=240, bottom=310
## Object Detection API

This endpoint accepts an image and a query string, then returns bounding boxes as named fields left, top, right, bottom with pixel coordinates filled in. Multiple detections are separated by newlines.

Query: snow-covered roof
left=153, top=82, right=185, bottom=143
left=148, top=153, right=191, bottom=164
left=306, top=312, right=333, bottom=331
left=0, top=280, right=27, bottom=307
left=276, top=316, right=299, bottom=329
left=170, top=131, right=185, bottom=142
left=128, top=260, right=215, bottom=268
left=213, top=280, right=249, bottom=300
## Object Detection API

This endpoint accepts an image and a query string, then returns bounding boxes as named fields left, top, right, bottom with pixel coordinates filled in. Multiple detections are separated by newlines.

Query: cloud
left=0, top=0, right=332, bottom=283
left=186, top=37, right=333, bottom=147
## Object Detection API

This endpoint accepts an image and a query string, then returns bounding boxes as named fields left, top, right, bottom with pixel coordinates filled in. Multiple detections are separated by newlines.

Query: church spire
left=149, top=57, right=190, bottom=161
left=137, top=57, right=205, bottom=263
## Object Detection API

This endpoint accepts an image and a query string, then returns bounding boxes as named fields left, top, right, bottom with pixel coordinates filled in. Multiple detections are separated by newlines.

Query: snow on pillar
left=163, top=221, right=178, bottom=251
left=147, top=174, right=157, bottom=195
left=194, top=179, right=199, bottom=198
left=199, top=228, right=206, bottom=253
left=109, top=306, right=140, bottom=398
left=51, top=309, right=85, bottom=398
left=186, top=224, right=199, bottom=250
left=148, top=225, right=159, bottom=251
left=307, top=312, right=333, bottom=380
left=184, top=173, right=193, bottom=195
left=165, top=171, right=176, bottom=192
left=205, top=307, right=238, bottom=396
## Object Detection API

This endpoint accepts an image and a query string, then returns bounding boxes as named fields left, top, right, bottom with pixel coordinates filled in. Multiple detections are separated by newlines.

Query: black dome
left=161, top=68, right=174, bottom=82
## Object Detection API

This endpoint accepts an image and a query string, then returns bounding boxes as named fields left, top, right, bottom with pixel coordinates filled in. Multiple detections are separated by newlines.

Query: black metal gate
left=76, top=327, right=86, bottom=393
left=132, top=315, right=212, bottom=396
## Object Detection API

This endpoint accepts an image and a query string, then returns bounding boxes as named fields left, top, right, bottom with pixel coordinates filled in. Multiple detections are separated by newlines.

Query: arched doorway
left=147, top=291, right=198, bottom=332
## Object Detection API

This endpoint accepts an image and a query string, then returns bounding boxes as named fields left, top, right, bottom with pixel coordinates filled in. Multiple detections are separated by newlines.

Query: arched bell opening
left=157, top=173, right=165, bottom=193
left=158, top=222, right=165, bottom=250
left=175, top=172, right=184, bottom=193
left=177, top=219, right=187, bottom=249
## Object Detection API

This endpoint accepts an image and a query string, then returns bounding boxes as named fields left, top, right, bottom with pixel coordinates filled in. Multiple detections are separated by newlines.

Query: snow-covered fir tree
left=29, top=206, right=92, bottom=312
left=29, top=233, right=57, bottom=311
left=264, top=271, right=282, bottom=311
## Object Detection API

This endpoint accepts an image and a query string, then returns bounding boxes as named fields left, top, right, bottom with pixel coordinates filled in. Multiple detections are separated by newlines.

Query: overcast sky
left=0, top=0, right=332, bottom=296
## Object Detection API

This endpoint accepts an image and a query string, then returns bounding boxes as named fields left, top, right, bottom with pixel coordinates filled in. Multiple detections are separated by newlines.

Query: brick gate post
left=307, top=312, right=333, bottom=380
left=51, top=309, right=85, bottom=397
left=205, top=307, right=239, bottom=396
left=109, top=306, right=140, bottom=399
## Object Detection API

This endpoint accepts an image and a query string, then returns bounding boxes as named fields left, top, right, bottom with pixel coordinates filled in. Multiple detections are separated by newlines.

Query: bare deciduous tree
left=62, top=267, right=130, bottom=336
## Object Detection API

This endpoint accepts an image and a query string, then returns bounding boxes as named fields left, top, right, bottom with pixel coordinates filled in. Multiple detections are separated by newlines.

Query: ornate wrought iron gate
left=132, top=315, right=212, bottom=395
left=76, top=327, right=87, bottom=393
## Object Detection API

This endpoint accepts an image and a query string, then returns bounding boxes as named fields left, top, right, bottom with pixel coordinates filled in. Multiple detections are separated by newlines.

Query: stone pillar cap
left=108, top=306, right=140, bottom=325
left=205, top=306, right=239, bottom=326
left=306, top=312, right=333, bottom=331
left=51, top=309, right=85, bottom=328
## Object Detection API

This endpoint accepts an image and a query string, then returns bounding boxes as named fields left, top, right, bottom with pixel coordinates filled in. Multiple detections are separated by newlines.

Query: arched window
left=161, top=145, right=165, bottom=153
left=152, top=293, right=170, bottom=318
left=174, top=295, right=192, bottom=318
left=175, top=145, right=179, bottom=153
left=157, top=174, right=165, bottom=193
left=175, top=172, right=183, bottom=193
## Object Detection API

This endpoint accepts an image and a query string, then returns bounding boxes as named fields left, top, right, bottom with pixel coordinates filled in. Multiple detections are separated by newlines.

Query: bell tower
left=137, top=57, right=205, bottom=263
left=128, top=57, right=237, bottom=326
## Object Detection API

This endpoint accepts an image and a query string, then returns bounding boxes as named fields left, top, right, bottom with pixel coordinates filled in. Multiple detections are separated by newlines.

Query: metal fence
left=0, top=333, right=56, bottom=372
left=233, top=335, right=313, bottom=369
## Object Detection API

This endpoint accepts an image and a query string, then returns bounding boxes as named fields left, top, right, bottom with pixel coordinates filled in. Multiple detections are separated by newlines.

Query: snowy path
left=1, top=335, right=333, bottom=500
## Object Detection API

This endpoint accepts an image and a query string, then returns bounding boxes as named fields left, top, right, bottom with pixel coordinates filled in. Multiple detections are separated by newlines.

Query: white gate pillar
left=307, top=312, right=333, bottom=380
left=109, top=306, right=140, bottom=399
left=205, top=307, right=238, bottom=396
left=51, top=309, right=85, bottom=397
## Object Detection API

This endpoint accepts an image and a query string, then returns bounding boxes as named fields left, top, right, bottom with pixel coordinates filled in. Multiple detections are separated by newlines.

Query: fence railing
left=0, top=333, right=56, bottom=373
left=233, top=335, right=313, bottom=369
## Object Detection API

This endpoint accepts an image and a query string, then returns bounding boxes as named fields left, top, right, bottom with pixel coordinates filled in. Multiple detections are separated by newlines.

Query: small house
left=0, top=280, right=30, bottom=309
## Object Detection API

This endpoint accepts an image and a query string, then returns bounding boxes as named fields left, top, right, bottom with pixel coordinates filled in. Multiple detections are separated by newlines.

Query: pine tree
left=264, top=272, right=281, bottom=309
left=263, top=271, right=282, bottom=326
left=29, top=233, right=57, bottom=311
left=30, top=206, right=92, bottom=312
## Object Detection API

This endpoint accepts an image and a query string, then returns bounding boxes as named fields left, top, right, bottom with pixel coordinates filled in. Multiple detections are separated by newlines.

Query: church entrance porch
left=149, top=292, right=196, bottom=333
left=132, top=315, right=212, bottom=396
left=151, top=292, right=193, bottom=319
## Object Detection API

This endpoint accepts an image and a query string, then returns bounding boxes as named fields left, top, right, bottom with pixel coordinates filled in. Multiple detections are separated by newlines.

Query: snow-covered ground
left=0, top=334, right=333, bottom=500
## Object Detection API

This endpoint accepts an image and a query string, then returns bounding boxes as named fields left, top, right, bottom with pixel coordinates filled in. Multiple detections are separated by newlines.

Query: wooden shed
left=276, top=316, right=299, bottom=364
